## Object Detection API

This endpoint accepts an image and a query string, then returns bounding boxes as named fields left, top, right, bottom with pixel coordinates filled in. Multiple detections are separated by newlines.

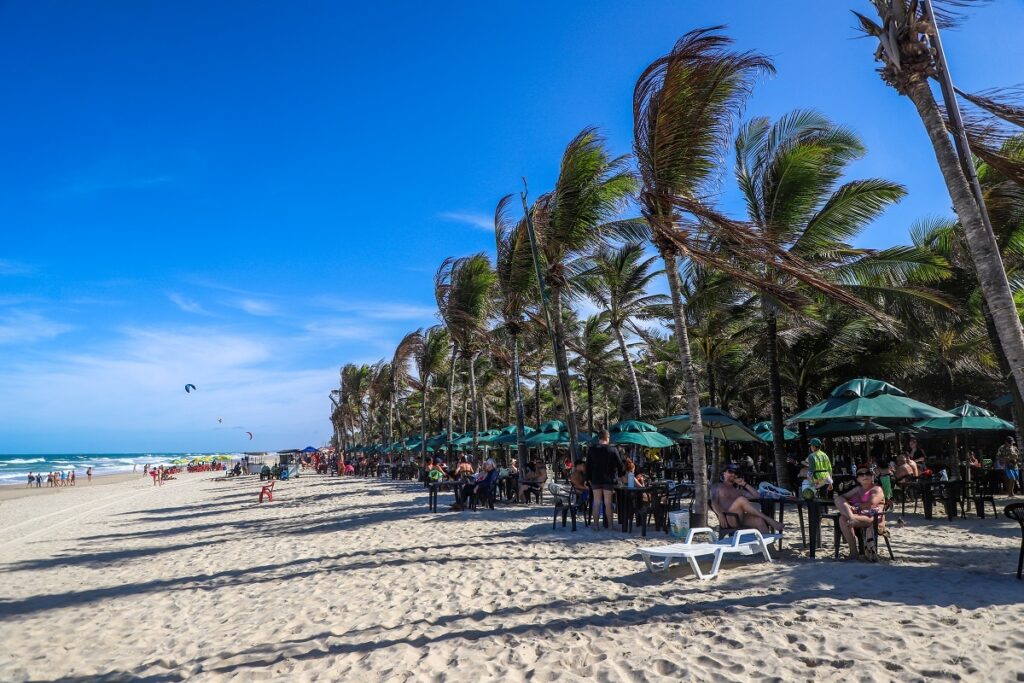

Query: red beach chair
left=259, top=480, right=275, bottom=503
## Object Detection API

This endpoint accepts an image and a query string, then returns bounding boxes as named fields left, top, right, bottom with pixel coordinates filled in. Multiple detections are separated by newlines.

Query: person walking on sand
left=998, top=436, right=1020, bottom=498
left=586, top=430, right=625, bottom=530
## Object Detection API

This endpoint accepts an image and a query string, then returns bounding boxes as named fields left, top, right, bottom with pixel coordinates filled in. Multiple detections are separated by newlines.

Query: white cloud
left=438, top=211, right=494, bottom=231
left=167, top=292, right=209, bottom=315
left=312, top=297, right=437, bottom=321
left=0, top=311, right=74, bottom=345
left=238, top=299, right=278, bottom=316
left=0, top=326, right=336, bottom=452
left=0, top=259, right=34, bottom=276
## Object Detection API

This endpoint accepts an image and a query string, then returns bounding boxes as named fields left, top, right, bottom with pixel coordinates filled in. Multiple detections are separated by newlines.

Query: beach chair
left=259, top=480, right=275, bottom=503
left=637, top=527, right=781, bottom=580
left=549, top=483, right=579, bottom=531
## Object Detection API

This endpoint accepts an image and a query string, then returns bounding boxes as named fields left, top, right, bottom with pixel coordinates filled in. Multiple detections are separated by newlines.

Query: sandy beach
left=1, top=472, right=1023, bottom=682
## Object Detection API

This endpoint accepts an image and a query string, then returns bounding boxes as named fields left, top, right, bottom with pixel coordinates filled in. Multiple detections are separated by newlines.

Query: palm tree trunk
left=534, top=367, right=542, bottom=426
left=661, top=248, right=709, bottom=526
left=763, top=306, right=791, bottom=488
left=469, top=353, right=480, bottom=454
left=446, top=346, right=458, bottom=459
left=550, top=290, right=581, bottom=459
left=982, top=300, right=1024, bottom=450
left=796, top=385, right=809, bottom=461
left=612, top=323, right=643, bottom=419
left=906, top=76, right=1024, bottom=403
left=511, top=332, right=529, bottom=475
left=420, top=385, right=429, bottom=463
left=586, top=372, right=595, bottom=433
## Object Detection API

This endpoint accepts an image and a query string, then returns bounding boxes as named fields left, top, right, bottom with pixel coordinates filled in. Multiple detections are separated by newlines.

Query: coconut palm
left=435, top=253, right=496, bottom=454
left=494, top=194, right=538, bottom=469
left=399, top=325, right=450, bottom=461
left=633, top=28, right=773, bottom=524
left=854, top=1, right=1024, bottom=406
left=568, top=314, right=621, bottom=432
left=733, top=110, right=906, bottom=485
left=532, top=127, right=637, bottom=457
left=579, top=243, right=669, bottom=419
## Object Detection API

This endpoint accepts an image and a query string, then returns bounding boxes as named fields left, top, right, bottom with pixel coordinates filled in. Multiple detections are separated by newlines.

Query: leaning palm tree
left=437, top=253, right=496, bottom=454
left=494, top=195, right=538, bottom=470
left=579, top=242, right=669, bottom=419
left=633, top=28, right=773, bottom=524
left=532, top=128, right=637, bottom=456
left=854, top=1, right=1024, bottom=405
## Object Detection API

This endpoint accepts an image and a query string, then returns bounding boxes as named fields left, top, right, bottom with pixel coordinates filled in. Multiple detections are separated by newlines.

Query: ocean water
left=0, top=453, right=246, bottom=485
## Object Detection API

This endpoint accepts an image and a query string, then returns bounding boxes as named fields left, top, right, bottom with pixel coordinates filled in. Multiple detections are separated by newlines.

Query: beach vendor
left=800, top=438, right=833, bottom=492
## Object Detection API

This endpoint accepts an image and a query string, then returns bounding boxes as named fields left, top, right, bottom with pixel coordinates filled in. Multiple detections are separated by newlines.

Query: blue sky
left=2, top=1, right=1022, bottom=453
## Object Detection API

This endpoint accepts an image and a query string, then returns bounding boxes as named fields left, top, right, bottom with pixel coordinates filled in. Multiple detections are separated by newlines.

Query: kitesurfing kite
left=245, top=431, right=253, bottom=440
left=184, top=384, right=197, bottom=393
left=217, top=418, right=223, bottom=423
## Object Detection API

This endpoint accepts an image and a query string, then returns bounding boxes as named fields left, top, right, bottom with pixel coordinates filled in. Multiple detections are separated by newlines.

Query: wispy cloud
left=0, top=259, right=35, bottom=276
left=167, top=292, right=209, bottom=315
left=238, top=299, right=278, bottom=316
left=67, top=174, right=172, bottom=197
left=0, top=311, right=74, bottom=345
left=313, top=297, right=437, bottom=321
left=439, top=211, right=493, bottom=232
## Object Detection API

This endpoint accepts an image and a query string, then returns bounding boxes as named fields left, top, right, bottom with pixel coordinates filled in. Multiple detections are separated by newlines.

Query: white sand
left=1, top=472, right=1023, bottom=682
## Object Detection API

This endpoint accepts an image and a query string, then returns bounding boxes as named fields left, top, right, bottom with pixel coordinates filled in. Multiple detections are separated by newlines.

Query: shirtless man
left=710, top=465, right=783, bottom=534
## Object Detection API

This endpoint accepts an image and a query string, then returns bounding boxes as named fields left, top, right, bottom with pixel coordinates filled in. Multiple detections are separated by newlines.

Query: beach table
left=919, top=478, right=964, bottom=521
left=612, top=483, right=668, bottom=536
left=758, top=497, right=808, bottom=551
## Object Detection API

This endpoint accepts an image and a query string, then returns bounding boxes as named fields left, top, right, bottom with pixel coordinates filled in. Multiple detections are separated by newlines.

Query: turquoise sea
left=0, top=453, right=245, bottom=485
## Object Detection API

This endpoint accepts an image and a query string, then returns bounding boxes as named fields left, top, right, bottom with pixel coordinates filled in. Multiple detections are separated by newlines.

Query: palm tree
left=532, top=127, right=637, bottom=456
left=399, top=325, right=450, bottom=462
left=854, top=1, right=1024, bottom=406
left=436, top=253, right=496, bottom=454
left=568, top=314, right=621, bottom=432
left=494, top=195, right=538, bottom=469
left=733, top=110, right=906, bottom=485
left=633, top=28, right=773, bottom=524
left=579, top=243, right=669, bottom=419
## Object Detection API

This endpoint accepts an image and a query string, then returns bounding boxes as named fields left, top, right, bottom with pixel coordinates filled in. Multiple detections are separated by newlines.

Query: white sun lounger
left=638, top=527, right=781, bottom=580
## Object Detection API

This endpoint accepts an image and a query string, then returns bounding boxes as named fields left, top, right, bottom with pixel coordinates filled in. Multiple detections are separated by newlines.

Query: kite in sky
left=184, top=384, right=197, bottom=393
left=246, top=431, right=253, bottom=440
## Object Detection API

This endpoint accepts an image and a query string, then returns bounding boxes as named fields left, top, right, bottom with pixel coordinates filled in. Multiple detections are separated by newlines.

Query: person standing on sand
left=27, top=472, right=33, bottom=487
left=35, top=473, right=42, bottom=487
left=586, top=430, right=625, bottom=530
left=86, top=467, right=93, bottom=483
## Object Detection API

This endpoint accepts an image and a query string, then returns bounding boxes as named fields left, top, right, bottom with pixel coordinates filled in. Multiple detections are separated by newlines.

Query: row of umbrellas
left=349, top=379, right=1015, bottom=455
left=169, top=454, right=234, bottom=465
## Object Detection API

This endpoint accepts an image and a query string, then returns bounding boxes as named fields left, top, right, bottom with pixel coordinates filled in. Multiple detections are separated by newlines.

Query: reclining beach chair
left=637, top=527, right=781, bottom=580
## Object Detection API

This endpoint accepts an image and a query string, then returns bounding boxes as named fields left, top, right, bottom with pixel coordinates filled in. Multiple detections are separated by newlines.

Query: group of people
left=26, top=468, right=92, bottom=487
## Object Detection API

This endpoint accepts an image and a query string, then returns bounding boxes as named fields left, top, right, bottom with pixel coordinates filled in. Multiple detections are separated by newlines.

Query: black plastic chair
left=1004, top=503, right=1024, bottom=579
left=549, top=483, right=578, bottom=531
left=972, top=472, right=999, bottom=519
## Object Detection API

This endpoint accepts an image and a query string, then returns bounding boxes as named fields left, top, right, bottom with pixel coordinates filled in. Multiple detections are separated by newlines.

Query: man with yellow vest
left=802, top=438, right=833, bottom=495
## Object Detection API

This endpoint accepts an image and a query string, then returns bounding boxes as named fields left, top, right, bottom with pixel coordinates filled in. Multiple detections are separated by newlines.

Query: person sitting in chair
left=517, top=460, right=547, bottom=502
left=710, top=465, right=783, bottom=535
left=833, top=466, right=885, bottom=560
left=451, top=459, right=497, bottom=511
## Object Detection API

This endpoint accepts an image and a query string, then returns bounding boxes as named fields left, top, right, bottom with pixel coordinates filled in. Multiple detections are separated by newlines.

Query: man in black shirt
left=586, top=430, right=625, bottom=530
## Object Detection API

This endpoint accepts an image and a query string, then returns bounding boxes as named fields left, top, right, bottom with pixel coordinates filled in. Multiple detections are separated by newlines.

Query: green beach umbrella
left=807, top=419, right=907, bottom=438
left=525, top=429, right=569, bottom=446
left=606, top=420, right=677, bottom=448
left=752, top=421, right=799, bottom=442
left=913, top=401, right=1015, bottom=433
left=654, top=407, right=763, bottom=442
left=490, top=425, right=537, bottom=445
left=787, top=378, right=954, bottom=423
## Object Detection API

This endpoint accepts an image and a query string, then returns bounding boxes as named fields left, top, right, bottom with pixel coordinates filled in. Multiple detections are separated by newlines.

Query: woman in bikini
left=833, top=467, right=885, bottom=560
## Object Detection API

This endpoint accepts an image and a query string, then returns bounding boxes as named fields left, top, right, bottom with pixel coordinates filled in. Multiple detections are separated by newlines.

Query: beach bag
left=668, top=510, right=690, bottom=538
